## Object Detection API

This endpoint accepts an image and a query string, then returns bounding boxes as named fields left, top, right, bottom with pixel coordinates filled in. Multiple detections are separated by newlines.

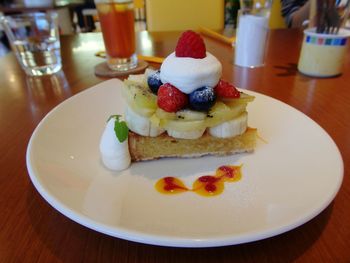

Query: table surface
left=0, top=30, right=349, bottom=262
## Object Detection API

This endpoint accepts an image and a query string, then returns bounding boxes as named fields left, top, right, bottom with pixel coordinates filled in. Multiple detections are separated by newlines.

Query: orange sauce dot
left=155, top=177, right=189, bottom=194
left=192, top=176, right=224, bottom=197
left=216, top=165, right=242, bottom=182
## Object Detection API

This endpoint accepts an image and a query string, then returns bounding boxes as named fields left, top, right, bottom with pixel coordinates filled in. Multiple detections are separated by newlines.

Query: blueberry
left=147, top=70, right=163, bottom=94
left=189, top=86, right=216, bottom=111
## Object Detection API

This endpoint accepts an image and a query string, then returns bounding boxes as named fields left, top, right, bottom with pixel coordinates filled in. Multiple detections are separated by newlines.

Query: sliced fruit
left=126, top=102, right=155, bottom=117
left=127, top=74, right=146, bottom=87
left=167, top=128, right=206, bottom=139
left=155, top=108, right=177, bottom=120
left=222, top=92, right=255, bottom=108
left=149, top=113, right=161, bottom=127
left=176, top=109, right=206, bottom=121
left=150, top=113, right=169, bottom=129
left=125, top=106, right=164, bottom=137
left=163, top=119, right=206, bottom=132
left=122, top=80, right=157, bottom=116
left=149, top=124, right=165, bottom=137
left=209, top=111, right=248, bottom=138
left=205, top=101, right=247, bottom=128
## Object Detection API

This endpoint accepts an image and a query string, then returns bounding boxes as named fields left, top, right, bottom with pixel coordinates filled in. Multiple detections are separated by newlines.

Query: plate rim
left=26, top=79, right=344, bottom=247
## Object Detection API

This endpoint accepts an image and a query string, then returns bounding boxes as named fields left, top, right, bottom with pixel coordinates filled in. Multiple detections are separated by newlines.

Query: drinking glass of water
left=1, top=11, right=62, bottom=76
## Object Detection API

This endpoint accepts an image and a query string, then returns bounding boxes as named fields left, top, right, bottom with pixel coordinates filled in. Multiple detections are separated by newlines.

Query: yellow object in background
left=198, top=27, right=235, bottom=45
left=269, top=0, right=287, bottom=29
left=145, top=0, right=225, bottom=31
left=133, top=0, right=144, bottom=9
left=95, top=51, right=164, bottom=64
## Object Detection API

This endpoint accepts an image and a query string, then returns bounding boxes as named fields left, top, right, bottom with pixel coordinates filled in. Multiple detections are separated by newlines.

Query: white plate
left=26, top=79, right=343, bottom=247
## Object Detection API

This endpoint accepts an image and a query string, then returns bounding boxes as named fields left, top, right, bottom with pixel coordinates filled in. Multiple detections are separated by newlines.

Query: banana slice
left=125, top=106, right=164, bottom=137
left=150, top=125, right=164, bottom=137
left=167, top=128, right=206, bottom=140
left=209, top=112, right=248, bottom=138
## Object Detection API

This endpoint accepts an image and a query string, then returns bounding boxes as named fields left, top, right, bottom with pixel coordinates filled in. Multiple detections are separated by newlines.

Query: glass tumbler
left=95, top=0, right=138, bottom=71
left=1, top=11, right=62, bottom=76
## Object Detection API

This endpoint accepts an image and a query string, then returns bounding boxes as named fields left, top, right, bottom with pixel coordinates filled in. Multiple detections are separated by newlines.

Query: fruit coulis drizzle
left=155, top=165, right=242, bottom=197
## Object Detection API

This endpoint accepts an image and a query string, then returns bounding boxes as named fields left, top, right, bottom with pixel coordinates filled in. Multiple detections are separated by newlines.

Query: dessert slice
left=100, top=31, right=257, bottom=170
left=123, top=72, right=257, bottom=162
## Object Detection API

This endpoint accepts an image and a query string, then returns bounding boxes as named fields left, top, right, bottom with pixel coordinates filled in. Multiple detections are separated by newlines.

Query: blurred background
left=0, top=0, right=241, bottom=55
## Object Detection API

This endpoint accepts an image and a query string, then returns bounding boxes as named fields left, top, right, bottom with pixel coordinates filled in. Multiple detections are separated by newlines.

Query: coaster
left=94, top=60, right=149, bottom=77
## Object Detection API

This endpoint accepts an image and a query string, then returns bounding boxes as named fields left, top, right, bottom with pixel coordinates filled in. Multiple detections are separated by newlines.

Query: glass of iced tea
left=95, top=0, right=137, bottom=71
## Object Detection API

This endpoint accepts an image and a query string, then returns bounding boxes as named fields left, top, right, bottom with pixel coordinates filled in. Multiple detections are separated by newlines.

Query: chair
left=145, top=0, right=225, bottom=31
left=134, top=0, right=146, bottom=21
left=81, top=8, right=100, bottom=32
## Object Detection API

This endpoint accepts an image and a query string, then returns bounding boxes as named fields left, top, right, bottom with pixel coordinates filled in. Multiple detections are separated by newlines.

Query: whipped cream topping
left=100, top=118, right=131, bottom=171
left=160, top=52, right=222, bottom=94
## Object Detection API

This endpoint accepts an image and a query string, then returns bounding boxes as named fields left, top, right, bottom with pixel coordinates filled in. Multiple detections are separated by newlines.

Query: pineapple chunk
left=205, top=101, right=247, bottom=128
left=155, top=108, right=177, bottom=120
left=176, top=109, right=207, bottom=121
left=126, top=101, right=156, bottom=117
left=222, top=93, right=255, bottom=108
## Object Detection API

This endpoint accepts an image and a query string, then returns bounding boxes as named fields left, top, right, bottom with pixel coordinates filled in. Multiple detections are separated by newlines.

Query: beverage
left=1, top=12, right=62, bottom=76
left=96, top=1, right=137, bottom=71
left=12, top=37, right=61, bottom=76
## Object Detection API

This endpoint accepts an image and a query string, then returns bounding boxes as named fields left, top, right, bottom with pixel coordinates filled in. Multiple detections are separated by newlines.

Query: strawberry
left=175, top=30, right=206, bottom=59
left=215, top=80, right=240, bottom=99
left=157, top=83, right=188, bottom=112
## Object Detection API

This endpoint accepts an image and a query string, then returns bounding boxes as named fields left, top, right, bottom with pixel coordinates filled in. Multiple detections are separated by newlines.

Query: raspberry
left=215, top=80, right=240, bottom=99
left=175, top=30, right=206, bottom=59
left=157, top=83, right=188, bottom=112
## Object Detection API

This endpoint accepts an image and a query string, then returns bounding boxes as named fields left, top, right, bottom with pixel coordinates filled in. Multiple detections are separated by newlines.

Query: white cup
left=298, top=28, right=350, bottom=77
left=234, top=13, right=269, bottom=68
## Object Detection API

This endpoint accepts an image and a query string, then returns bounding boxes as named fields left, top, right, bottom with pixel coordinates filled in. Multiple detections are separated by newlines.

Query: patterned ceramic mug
left=298, top=28, right=350, bottom=77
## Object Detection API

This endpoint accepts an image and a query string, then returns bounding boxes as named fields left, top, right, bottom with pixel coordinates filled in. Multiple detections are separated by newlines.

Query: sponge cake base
left=128, top=128, right=257, bottom=161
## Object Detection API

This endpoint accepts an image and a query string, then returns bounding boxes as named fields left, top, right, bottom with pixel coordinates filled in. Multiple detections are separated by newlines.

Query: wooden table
left=0, top=30, right=349, bottom=262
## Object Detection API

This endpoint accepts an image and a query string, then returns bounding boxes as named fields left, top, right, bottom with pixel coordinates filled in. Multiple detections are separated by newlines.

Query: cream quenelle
left=160, top=52, right=222, bottom=94
left=100, top=117, right=131, bottom=171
